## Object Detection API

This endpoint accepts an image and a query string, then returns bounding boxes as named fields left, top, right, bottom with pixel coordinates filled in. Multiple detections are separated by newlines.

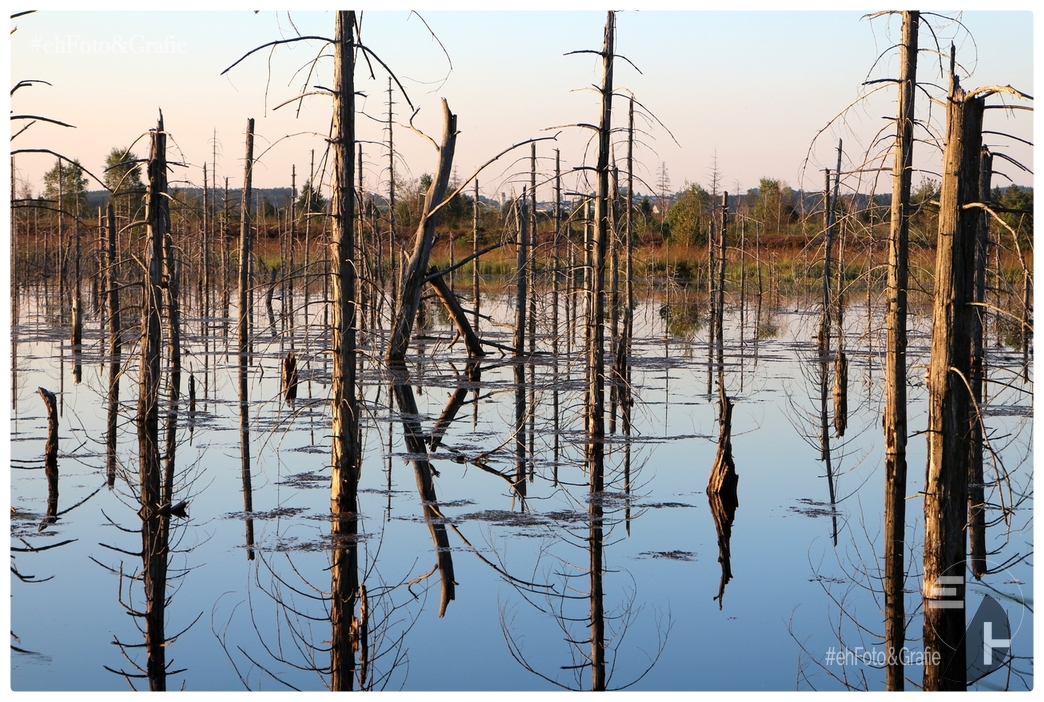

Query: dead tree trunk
left=140, top=112, right=169, bottom=691
left=586, top=13, right=614, bottom=691
left=282, top=350, right=299, bottom=403
left=202, top=162, right=210, bottom=309
left=923, top=71, right=984, bottom=693
left=529, top=144, right=538, bottom=356
left=968, top=147, right=991, bottom=579
left=707, top=383, right=739, bottom=499
left=238, top=118, right=254, bottom=414
left=883, top=11, right=917, bottom=691
left=620, top=102, right=635, bottom=435
left=428, top=269, right=485, bottom=356
left=833, top=351, right=848, bottom=437
left=163, top=224, right=181, bottom=393
left=105, top=204, right=121, bottom=488
left=38, top=387, right=59, bottom=524
left=472, top=178, right=481, bottom=331
left=821, top=141, right=842, bottom=348
left=386, top=98, right=457, bottom=362
left=514, top=190, right=528, bottom=355
left=237, top=119, right=256, bottom=563
left=330, top=12, right=361, bottom=691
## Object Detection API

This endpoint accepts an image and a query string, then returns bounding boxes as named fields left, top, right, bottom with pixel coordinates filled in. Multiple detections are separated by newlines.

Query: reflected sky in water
left=9, top=288, right=1033, bottom=691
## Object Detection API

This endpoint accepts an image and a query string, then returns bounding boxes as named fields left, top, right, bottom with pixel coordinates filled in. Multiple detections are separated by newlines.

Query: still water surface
left=9, top=287, right=1033, bottom=690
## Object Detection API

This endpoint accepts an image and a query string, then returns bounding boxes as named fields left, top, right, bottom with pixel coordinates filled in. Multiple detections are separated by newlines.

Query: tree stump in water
left=38, top=387, right=59, bottom=527
left=707, top=384, right=738, bottom=501
left=833, top=351, right=848, bottom=437
left=282, top=350, right=299, bottom=403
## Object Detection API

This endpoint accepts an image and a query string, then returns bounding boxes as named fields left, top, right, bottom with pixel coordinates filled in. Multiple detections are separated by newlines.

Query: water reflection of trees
left=786, top=306, right=1033, bottom=691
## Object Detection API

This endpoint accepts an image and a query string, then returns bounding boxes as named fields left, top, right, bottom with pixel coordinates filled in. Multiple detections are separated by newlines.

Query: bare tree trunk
left=202, top=162, right=210, bottom=310
left=883, top=11, right=917, bottom=691
left=515, top=191, right=528, bottom=355
left=386, top=98, right=458, bottom=362
left=71, top=210, right=82, bottom=365
left=473, top=178, right=480, bottom=331
left=304, top=149, right=314, bottom=330
left=428, top=269, right=485, bottom=356
left=39, top=387, right=59, bottom=523
left=237, top=118, right=256, bottom=564
left=968, top=147, right=991, bottom=579
left=329, top=12, right=361, bottom=691
left=623, top=102, right=634, bottom=434
left=105, top=204, right=121, bottom=488
left=386, top=78, right=398, bottom=322
left=923, top=72, right=984, bottom=693
left=140, top=112, right=169, bottom=691
left=716, top=193, right=727, bottom=371
left=586, top=12, right=614, bottom=691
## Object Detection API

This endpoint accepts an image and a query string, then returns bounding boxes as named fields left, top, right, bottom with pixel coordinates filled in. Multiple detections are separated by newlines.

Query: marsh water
left=9, top=282, right=1033, bottom=691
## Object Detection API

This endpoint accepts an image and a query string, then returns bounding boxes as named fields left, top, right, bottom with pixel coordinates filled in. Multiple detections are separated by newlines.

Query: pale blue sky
left=8, top=7, right=1035, bottom=204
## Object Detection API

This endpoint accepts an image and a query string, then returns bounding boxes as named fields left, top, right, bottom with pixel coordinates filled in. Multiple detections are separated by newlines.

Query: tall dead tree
left=329, top=12, right=362, bottom=691
left=237, top=118, right=255, bottom=562
left=585, top=12, right=615, bottom=691
left=883, top=11, right=917, bottom=691
left=139, top=112, right=169, bottom=691
left=922, top=65, right=984, bottom=693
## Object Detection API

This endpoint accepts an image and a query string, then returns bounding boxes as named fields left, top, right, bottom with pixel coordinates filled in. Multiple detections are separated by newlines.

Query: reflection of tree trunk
left=883, top=11, right=917, bottom=691
left=514, top=361, right=528, bottom=506
left=817, top=341, right=840, bottom=547
left=589, top=491, right=605, bottom=691
left=923, top=74, right=983, bottom=693
left=429, top=361, right=481, bottom=453
left=390, top=367, right=456, bottom=617
left=708, top=491, right=736, bottom=609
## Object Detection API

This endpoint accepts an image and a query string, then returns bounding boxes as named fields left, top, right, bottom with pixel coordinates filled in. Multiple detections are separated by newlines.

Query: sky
left=6, top=6, right=1037, bottom=207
